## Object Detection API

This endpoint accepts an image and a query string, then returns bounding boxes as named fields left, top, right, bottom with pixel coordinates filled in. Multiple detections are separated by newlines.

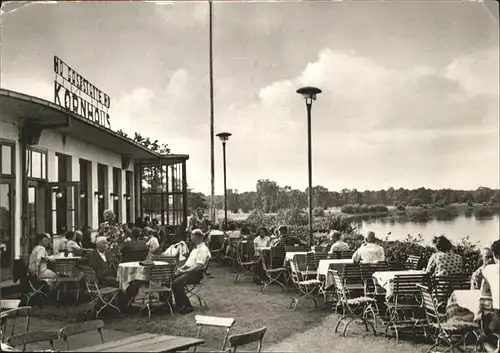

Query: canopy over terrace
left=0, top=89, right=189, bottom=255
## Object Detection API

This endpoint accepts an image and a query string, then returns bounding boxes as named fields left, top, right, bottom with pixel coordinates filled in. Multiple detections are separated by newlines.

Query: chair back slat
left=393, top=273, right=429, bottom=296
left=313, top=251, right=328, bottom=267
left=228, top=327, right=267, bottom=352
left=6, top=330, right=59, bottom=347
left=208, top=233, right=225, bottom=251
left=263, top=247, right=285, bottom=270
left=360, top=262, right=389, bottom=280
left=60, top=320, right=104, bottom=337
left=145, top=264, right=176, bottom=283
left=293, top=254, right=307, bottom=272
left=406, top=255, right=421, bottom=270
left=340, top=250, right=354, bottom=259
left=432, top=274, right=470, bottom=304
left=341, top=263, right=362, bottom=286
left=52, top=260, right=78, bottom=275
left=314, top=246, right=327, bottom=253
left=387, top=261, right=407, bottom=271
left=306, top=252, right=316, bottom=270
left=237, top=240, right=255, bottom=264
left=150, top=255, right=177, bottom=264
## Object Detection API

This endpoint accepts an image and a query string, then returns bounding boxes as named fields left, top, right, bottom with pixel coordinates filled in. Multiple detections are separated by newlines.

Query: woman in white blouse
left=28, top=233, right=58, bottom=289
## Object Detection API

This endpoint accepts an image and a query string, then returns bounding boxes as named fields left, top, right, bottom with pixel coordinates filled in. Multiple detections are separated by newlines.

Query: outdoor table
left=317, top=259, right=353, bottom=289
left=372, top=269, right=426, bottom=299
left=446, top=289, right=493, bottom=322
left=51, top=254, right=82, bottom=276
left=117, top=261, right=169, bottom=291
left=72, top=332, right=204, bottom=352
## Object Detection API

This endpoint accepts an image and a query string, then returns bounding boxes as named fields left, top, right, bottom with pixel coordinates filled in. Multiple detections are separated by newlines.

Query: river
left=356, top=214, right=500, bottom=246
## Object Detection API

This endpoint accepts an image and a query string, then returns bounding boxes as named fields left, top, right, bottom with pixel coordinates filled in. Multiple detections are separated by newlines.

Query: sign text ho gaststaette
left=53, top=56, right=111, bottom=129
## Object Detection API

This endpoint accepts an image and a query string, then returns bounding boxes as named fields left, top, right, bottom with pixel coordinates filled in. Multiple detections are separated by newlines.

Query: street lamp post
left=216, top=132, right=232, bottom=229
left=296, top=86, right=322, bottom=247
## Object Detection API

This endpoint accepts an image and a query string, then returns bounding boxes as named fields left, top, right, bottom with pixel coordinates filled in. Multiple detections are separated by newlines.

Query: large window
left=125, top=171, right=133, bottom=223
left=140, top=161, right=186, bottom=227
left=79, top=159, right=90, bottom=227
left=97, top=164, right=107, bottom=224
left=54, top=154, right=71, bottom=234
left=112, top=167, right=121, bottom=222
left=1, top=139, right=15, bottom=280
left=26, top=148, right=47, bottom=180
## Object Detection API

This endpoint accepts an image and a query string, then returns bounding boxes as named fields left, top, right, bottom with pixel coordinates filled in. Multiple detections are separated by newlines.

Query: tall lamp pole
left=296, top=86, right=322, bottom=247
left=209, top=0, right=216, bottom=223
left=216, top=132, right=231, bottom=229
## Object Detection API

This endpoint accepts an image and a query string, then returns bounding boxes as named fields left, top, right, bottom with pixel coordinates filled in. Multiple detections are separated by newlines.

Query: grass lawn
left=28, top=263, right=331, bottom=350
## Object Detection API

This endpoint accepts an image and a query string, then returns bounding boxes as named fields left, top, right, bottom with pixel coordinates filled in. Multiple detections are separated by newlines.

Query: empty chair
left=406, top=255, right=421, bottom=270
left=432, top=273, right=470, bottom=310
left=142, top=264, right=176, bottom=318
left=59, top=320, right=105, bottom=350
left=193, top=315, right=235, bottom=352
left=0, top=306, right=32, bottom=342
left=226, top=327, right=267, bottom=353
left=6, top=330, right=59, bottom=352
left=360, top=262, right=389, bottom=297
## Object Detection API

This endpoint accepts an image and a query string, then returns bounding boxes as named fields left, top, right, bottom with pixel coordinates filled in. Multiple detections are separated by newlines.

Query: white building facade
left=0, top=89, right=189, bottom=280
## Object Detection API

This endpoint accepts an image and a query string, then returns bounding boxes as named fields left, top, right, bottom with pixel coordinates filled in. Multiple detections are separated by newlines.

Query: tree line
left=203, top=179, right=500, bottom=213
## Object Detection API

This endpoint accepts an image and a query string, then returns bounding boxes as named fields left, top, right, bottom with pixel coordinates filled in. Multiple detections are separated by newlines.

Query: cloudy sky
left=1, top=0, right=499, bottom=194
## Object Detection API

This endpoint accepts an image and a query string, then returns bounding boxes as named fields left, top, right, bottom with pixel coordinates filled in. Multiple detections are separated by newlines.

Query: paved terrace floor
left=4, top=264, right=429, bottom=352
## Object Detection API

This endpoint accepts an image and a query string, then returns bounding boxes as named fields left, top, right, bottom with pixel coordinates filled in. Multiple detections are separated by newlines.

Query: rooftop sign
left=53, top=56, right=111, bottom=129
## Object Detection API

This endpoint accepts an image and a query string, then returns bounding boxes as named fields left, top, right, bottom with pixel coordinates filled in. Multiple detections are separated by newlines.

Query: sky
left=1, top=0, right=499, bottom=195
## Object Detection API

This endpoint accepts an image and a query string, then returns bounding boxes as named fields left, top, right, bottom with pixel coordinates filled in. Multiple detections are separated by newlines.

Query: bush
left=313, top=206, right=325, bottom=217
left=340, top=204, right=355, bottom=214
left=360, top=204, right=369, bottom=213
left=475, top=207, right=494, bottom=218
left=467, top=200, right=474, bottom=208
left=396, top=204, right=406, bottom=211
left=411, top=198, right=423, bottom=206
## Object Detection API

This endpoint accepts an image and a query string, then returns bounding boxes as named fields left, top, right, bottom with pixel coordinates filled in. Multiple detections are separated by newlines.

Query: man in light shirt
left=171, top=229, right=211, bottom=314
left=254, top=227, right=271, bottom=257
left=352, top=231, right=385, bottom=264
left=328, top=230, right=350, bottom=253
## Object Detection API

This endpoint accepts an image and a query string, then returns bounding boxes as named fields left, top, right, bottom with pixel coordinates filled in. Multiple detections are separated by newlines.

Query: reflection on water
left=357, top=214, right=500, bottom=246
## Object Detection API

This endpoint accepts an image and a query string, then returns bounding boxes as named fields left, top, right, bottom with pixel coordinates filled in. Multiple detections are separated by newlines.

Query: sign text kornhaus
left=53, top=56, right=111, bottom=129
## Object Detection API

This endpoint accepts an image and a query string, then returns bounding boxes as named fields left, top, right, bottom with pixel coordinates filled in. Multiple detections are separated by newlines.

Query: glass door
left=27, top=182, right=37, bottom=251
left=47, top=182, right=80, bottom=236
left=0, top=182, right=14, bottom=281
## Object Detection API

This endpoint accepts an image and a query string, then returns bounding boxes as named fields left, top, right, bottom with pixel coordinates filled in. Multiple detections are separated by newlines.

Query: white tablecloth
left=116, top=261, right=169, bottom=291
left=285, top=252, right=308, bottom=262
left=372, top=270, right=426, bottom=298
left=317, top=259, right=353, bottom=278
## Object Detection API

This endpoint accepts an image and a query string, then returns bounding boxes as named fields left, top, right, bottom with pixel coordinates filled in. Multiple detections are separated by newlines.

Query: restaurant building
left=0, top=86, right=189, bottom=281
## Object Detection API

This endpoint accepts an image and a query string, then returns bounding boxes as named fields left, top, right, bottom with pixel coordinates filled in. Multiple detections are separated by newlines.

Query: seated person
left=66, top=230, right=91, bottom=256
left=254, top=227, right=271, bottom=257
left=87, top=237, right=118, bottom=287
left=471, top=247, right=495, bottom=290
left=328, top=230, right=350, bottom=253
left=146, top=230, right=160, bottom=256
left=121, top=228, right=149, bottom=262
left=426, top=235, right=463, bottom=277
left=271, top=226, right=308, bottom=247
left=478, top=240, right=500, bottom=352
left=352, top=231, right=385, bottom=264
left=172, top=229, right=211, bottom=314
left=253, top=227, right=271, bottom=284
left=29, top=233, right=58, bottom=290
left=81, top=226, right=95, bottom=250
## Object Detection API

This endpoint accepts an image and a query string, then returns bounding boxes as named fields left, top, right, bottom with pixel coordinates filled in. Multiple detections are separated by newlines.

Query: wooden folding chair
left=142, top=264, right=176, bottom=318
left=0, top=306, right=31, bottom=343
left=260, top=247, right=287, bottom=292
left=406, top=255, right=421, bottom=270
left=17, top=256, right=49, bottom=306
left=226, top=327, right=267, bottom=353
left=432, top=274, right=470, bottom=312
left=341, top=263, right=364, bottom=293
left=417, top=284, right=481, bottom=353
left=289, top=254, right=321, bottom=310
left=52, top=260, right=82, bottom=303
left=59, top=320, right=105, bottom=351
left=193, top=315, right=235, bottom=353
left=331, top=270, right=377, bottom=337
left=360, top=262, right=388, bottom=328
left=6, top=330, right=59, bottom=352
left=84, top=279, right=121, bottom=319
left=234, top=240, right=258, bottom=283
left=208, top=233, right=226, bottom=264
left=384, top=273, right=429, bottom=342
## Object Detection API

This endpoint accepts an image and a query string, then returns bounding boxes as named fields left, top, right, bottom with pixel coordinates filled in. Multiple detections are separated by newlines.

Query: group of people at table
left=25, top=209, right=211, bottom=315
